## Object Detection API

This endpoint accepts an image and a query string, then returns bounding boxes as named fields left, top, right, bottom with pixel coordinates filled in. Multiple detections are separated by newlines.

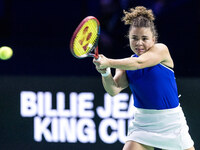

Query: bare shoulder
left=153, top=43, right=169, bottom=52
left=154, top=43, right=174, bottom=68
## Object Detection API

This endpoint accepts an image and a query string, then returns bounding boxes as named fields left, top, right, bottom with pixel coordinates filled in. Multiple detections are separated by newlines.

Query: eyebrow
left=131, top=35, right=149, bottom=38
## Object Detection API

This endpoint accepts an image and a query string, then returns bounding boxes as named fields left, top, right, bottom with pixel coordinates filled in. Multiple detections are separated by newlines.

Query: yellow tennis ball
left=0, top=46, right=13, bottom=60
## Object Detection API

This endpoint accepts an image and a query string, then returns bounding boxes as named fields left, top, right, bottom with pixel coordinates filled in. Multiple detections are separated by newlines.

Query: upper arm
left=136, top=43, right=172, bottom=69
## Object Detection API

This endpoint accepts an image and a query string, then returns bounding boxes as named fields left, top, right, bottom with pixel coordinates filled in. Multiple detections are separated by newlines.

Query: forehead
left=129, top=27, right=153, bottom=37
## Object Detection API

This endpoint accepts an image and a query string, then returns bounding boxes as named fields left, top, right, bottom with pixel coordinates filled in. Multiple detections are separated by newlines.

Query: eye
left=132, top=36, right=138, bottom=41
left=142, top=37, right=148, bottom=41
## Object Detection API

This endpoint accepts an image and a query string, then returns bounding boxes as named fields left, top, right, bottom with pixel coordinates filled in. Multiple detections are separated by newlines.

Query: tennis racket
left=70, top=16, right=100, bottom=59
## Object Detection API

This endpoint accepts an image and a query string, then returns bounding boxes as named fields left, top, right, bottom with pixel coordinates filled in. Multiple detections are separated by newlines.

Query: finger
left=99, top=68, right=106, bottom=71
left=96, top=69, right=107, bottom=74
left=98, top=65, right=107, bottom=70
left=93, top=61, right=99, bottom=66
left=96, top=65, right=106, bottom=71
left=96, top=66, right=102, bottom=70
left=93, top=58, right=100, bottom=65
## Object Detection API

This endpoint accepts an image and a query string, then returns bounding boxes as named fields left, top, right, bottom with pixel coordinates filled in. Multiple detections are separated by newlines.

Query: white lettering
left=37, top=92, right=44, bottom=117
left=96, top=94, right=112, bottom=118
left=52, top=117, right=59, bottom=142
left=112, top=93, right=129, bottom=119
left=117, top=119, right=127, bottom=143
left=45, top=92, right=57, bottom=117
left=34, top=117, right=52, bottom=142
left=20, top=91, right=37, bottom=117
left=69, top=92, right=78, bottom=117
left=57, top=92, right=71, bottom=117
left=59, top=118, right=77, bottom=143
left=77, top=119, right=96, bottom=143
left=98, top=118, right=117, bottom=144
left=127, top=94, right=135, bottom=119
left=78, top=92, right=94, bottom=118
left=21, top=91, right=135, bottom=144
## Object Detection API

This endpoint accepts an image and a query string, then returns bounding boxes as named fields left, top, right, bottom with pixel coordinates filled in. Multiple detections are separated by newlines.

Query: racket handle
left=94, top=46, right=99, bottom=60
left=96, top=57, right=100, bottom=61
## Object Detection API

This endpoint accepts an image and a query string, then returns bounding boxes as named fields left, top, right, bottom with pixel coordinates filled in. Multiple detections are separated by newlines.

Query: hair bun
left=122, top=6, right=155, bottom=25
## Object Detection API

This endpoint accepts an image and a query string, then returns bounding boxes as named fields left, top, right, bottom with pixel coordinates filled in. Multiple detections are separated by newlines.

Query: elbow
left=136, top=62, right=145, bottom=70
left=127, top=61, right=141, bottom=70
left=107, top=91, right=119, bottom=97
left=109, top=93, right=117, bottom=97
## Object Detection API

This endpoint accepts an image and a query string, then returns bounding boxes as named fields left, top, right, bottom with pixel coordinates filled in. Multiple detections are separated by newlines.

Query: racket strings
left=73, top=20, right=99, bottom=57
left=77, top=23, right=97, bottom=52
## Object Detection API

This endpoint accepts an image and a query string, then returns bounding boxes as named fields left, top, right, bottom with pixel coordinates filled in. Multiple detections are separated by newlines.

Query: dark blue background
left=0, top=76, right=199, bottom=149
left=0, top=0, right=199, bottom=77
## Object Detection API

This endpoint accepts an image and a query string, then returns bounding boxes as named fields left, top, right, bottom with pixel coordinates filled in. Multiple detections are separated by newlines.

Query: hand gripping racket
left=70, top=16, right=100, bottom=59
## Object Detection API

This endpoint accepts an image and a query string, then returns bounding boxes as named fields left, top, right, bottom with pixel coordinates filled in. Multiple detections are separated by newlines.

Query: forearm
left=107, top=57, right=139, bottom=70
left=102, top=75, right=122, bottom=97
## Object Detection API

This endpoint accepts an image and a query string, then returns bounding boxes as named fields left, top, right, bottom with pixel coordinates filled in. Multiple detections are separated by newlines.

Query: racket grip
left=94, top=46, right=99, bottom=60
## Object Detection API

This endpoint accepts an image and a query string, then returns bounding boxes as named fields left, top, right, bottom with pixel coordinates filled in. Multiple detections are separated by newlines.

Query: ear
left=152, top=36, right=156, bottom=43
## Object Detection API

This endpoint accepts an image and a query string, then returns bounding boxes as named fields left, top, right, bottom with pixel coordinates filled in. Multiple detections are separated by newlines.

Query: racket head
left=70, top=16, right=100, bottom=59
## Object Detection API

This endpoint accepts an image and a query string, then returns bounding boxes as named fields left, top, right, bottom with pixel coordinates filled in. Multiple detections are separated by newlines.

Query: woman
left=93, top=6, right=195, bottom=150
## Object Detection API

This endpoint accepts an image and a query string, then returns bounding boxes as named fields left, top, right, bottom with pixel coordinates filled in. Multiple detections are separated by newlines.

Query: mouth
left=136, top=48, right=145, bottom=53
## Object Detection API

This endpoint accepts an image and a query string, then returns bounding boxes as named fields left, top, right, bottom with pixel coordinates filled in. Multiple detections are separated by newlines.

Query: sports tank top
left=126, top=56, right=179, bottom=109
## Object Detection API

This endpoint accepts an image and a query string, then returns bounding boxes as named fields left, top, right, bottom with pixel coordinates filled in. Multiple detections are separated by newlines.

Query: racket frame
left=70, top=16, right=100, bottom=59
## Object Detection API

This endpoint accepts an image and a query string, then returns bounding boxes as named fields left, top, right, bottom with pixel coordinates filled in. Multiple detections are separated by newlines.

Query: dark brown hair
left=122, top=6, right=158, bottom=42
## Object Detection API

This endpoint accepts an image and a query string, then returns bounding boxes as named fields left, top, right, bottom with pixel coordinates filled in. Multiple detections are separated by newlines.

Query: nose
left=136, top=39, right=143, bottom=46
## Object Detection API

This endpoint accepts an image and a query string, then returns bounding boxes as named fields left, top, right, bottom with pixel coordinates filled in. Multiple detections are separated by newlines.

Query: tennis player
left=93, top=6, right=195, bottom=150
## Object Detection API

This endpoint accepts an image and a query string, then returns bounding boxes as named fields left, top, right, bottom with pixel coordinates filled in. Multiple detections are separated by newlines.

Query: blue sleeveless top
left=126, top=57, right=179, bottom=109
